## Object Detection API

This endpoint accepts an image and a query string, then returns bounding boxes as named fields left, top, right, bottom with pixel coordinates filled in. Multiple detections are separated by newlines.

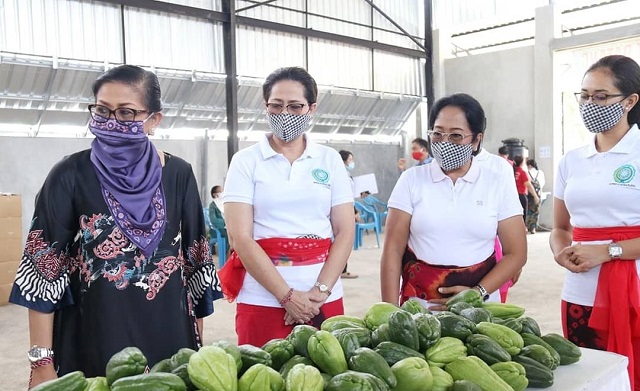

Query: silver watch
left=314, top=281, right=332, bottom=296
left=27, top=345, right=54, bottom=363
left=475, top=284, right=490, bottom=302
left=608, top=242, right=623, bottom=259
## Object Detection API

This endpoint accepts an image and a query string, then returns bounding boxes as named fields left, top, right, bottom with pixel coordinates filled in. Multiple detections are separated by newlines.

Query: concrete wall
left=0, top=136, right=401, bottom=243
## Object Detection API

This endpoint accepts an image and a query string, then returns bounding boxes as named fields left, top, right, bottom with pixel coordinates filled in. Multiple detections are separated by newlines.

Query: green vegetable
left=187, top=345, right=238, bottom=391
left=331, top=329, right=361, bottom=359
left=170, top=348, right=197, bottom=369
left=171, top=363, right=196, bottom=391
left=519, top=344, right=556, bottom=370
left=307, top=330, right=348, bottom=376
left=446, top=289, right=483, bottom=309
left=541, top=333, right=582, bottom=365
left=476, top=321, right=524, bottom=355
left=412, top=313, right=441, bottom=351
left=492, top=317, right=523, bottom=333
left=481, top=302, right=525, bottom=319
left=517, top=316, right=542, bottom=336
left=429, top=366, right=454, bottom=391
left=110, top=373, right=186, bottom=391
left=363, top=302, right=401, bottom=331
left=390, top=357, right=432, bottom=391
left=278, top=355, right=314, bottom=378
left=512, top=354, right=554, bottom=388
left=465, top=334, right=511, bottom=365
left=238, top=344, right=272, bottom=374
left=150, top=358, right=173, bottom=373
left=450, top=380, right=483, bottom=391
left=286, top=325, right=317, bottom=357
left=285, top=364, right=324, bottom=391
left=238, top=363, right=284, bottom=391
left=437, top=313, right=477, bottom=341
left=401, top=299, right=428, bottom=315
left=262, top=338, right=295, bottom=370
left=83, top=377, right=109, bottom=391
left=348, top=347, right=396, bottom=388
left=31, top=371, right=87, bottom=391
left=425, top=336, right=467, bottom=368
left=445, top=356, right=514, bottom=391
left=325, top=371, right=385, bottom=391
left=490, top=361, right=528, bottom=391
left=211, top=340, right=243, bottom=373
left=371, top=323, right=392, bottom=347
left=448, top=301, right=474, bottom=315
left=388, top=310, right=420, bottom=351
left=105, top=347, right=148, bottom=386
left=321, top=315, right=367, bottom=331
left=373, top=341, right=423, bottom=367
left=330, top=327, right=372, bottom=347
left=459, top=307, right=493, bottom=324
left=521, top=333, right=560, bottom=369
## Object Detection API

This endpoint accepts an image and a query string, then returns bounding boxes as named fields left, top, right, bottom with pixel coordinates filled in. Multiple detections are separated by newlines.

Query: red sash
left=573, top=226, right=640, bottom=390
left=218, top=237, right=331, bottom=301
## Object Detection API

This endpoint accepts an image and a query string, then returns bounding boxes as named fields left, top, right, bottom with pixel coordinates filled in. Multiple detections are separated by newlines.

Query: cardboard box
left=0, top=262, right=17, bottom=285
left=0, top=238, right=22, bottom=264
left=0, top=194, right=21, bottom=218
left=0, top=217, right=21, bottom=239
left=0, top=282, right=13, bottom=306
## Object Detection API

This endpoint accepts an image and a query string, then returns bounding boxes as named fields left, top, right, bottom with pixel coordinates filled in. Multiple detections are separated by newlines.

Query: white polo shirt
left=388, top=157, right=522, bottom=268
left=224, top=133, right=353, bottom=307
left=555, top=124, right=640, bottom=305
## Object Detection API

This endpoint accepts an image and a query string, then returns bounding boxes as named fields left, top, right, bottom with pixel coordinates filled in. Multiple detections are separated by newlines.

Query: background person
left=221, top=67, right=355, bottom=347
left=380, top=93, right=527, bottom=310
left=9, top=65, right=223, bottom=387
left=525, top=159, right=545, bottom=234
left=550, top=54, right=640, bottom=390
left=513, top=155, right=539, bottom=223
left=338, top=149, right=359, bottom=279
left=209, top=185, right=229, bottom=254
left=397, top=137, right=433, bottom=171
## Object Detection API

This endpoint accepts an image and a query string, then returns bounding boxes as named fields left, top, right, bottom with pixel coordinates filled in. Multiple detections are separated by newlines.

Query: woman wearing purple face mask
left=550, top=55, right=640, bottom=390
left=380, top=93, right=527, bottom=311
left=10, top=65, right=223, bottom=387
left=220, top=67, right=355, bottom=347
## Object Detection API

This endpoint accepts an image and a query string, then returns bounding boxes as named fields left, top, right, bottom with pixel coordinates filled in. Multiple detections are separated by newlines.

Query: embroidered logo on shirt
left=312, top=168, right=330, bottom=184
left=611, top=164, right=636, bottom=188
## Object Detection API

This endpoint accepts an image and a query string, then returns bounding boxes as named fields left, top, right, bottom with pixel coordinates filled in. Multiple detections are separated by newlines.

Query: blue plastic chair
left=354, top=201, right=380, bottom=250
left=202, top=207, right=227, bottom=268
left=362, top=195, right=388, bottom=232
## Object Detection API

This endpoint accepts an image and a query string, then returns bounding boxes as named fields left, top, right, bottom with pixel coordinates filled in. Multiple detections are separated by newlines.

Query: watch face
left=319, top=284, right=328, bottom=292
left=610, top=244, right=623, bottom=257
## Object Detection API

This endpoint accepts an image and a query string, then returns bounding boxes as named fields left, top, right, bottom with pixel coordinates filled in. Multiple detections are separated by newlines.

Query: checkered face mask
left=267, top=113, right=311, bottom=143
left=431, top=141, right=474, bottom=171
left=579, top=101, right=625, bottom=133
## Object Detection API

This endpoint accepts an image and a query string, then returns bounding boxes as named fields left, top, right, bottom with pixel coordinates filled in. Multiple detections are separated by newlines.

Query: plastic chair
left=202, top=207, right=227, bottom=268
left=362, top=195, right=388, bottom=232
left=353, top=201, right=380, bottom=249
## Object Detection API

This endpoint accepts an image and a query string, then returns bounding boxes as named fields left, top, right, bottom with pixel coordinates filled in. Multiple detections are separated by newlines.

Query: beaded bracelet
left=279, top=288, right=294, bottom=306
left=30, top=356, right=54, bottom=370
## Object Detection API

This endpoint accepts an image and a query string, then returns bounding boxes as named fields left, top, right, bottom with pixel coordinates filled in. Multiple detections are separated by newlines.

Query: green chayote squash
left=187, top=345, right=237, bottom=391
left=429, top=366, right=454, bottom=391
left=285, top=364, right=324, bottom=391
left=105, top=347, right=147, bottom=386
left=238, top=363, right=284, bottom=391
left=363, top=302, right=401, bottom=331
left=425, top=337, right=467, bottom=368
left=262, top=338, right=295, bottom=371
left=390, top=357, right=433, bottom=391
left=307, top=330, right=348, bottom=376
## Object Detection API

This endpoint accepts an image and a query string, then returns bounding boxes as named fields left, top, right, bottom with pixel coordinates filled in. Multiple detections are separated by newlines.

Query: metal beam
left=236, top=0, right=278, bottom=14
left=424, top=0, right=434, bottom=108
left=363, top=0, right=427, bottom=52
left=223, top=0, right=239, bottom=163
left=97, top=0, right=227, bottom=23
left=236, top=16, right=426, bottom=58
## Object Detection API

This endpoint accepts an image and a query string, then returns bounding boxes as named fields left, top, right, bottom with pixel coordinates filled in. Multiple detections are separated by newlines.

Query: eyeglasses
left=88, top=104, right=150, bottom=124
left=266, top=102, right=310, bottom=115
left=427, top=130, right=473, bottom=144
left=574, top=92, right=626, bottom=106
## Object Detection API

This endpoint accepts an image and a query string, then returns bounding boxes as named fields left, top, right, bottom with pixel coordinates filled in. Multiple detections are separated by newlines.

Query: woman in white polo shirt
left=220, top=67, right=355, bottom=347
left=550, top=55, right=640, bottom=389
left=380, top=93, right=526, bottom=309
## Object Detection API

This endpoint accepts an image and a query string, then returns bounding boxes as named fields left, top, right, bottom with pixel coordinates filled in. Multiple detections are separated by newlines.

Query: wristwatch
left=27, top=345, right=54, bottom=363
left=608, top=242, right=623, bottom=259
left=475, top=284, right=490, bottom=302
left=314, top=282, right=332, bottom=296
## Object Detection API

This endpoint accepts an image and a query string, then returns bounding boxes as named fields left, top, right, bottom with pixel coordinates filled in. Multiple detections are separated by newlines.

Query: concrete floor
left=0, top=230, right=563, bottom=390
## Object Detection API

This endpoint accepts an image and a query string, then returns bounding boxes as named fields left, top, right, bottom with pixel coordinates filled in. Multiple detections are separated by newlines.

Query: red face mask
left=412, top=151, right=424, bottom=161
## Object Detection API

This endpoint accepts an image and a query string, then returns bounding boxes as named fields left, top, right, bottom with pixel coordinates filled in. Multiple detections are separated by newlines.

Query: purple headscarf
left=88, top=118, right=166, bottom=258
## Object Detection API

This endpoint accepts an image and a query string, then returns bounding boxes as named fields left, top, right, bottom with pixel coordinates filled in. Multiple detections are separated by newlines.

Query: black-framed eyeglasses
left=427, top=130, right=473, bottom=144
left=266, top=102, right=310, bottom=115
left=88, top=104, right=150, bottom=124
left=574, top=92, right=626, bottom=106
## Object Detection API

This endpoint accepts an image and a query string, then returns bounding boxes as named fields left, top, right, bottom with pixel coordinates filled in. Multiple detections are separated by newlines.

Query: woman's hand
left=283, top=290, right=321, bottom=325
left=29, top=365, right=57, bottom=389
left=555, top=246, right=592, bottom=273
left=427, top=285, right=470, bottom=311
left=565, top=243, right=610, bottom=271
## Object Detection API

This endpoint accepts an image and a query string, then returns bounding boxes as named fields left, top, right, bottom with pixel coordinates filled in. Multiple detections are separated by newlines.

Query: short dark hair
left=428, top=93, right=486, bottom=137
left=498, top=146, right=509, bottom=156
left=92, top=65, right=162, bottom=113
left=338, top=150, right=352, bottom=163
left=210, top=185, right=222, bottom=198
left=527, top=158, right=538, bottom=170
left=586, top=55, right=640, bottom=127
left=412, top=138, right=429, bottom=150
left=263, top=67, right=318, bottom=104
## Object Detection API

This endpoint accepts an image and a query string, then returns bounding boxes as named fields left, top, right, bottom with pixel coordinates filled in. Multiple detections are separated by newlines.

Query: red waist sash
left=573, top=226, right=640, bottom=390
left=218, top=237, right=331, bottom=301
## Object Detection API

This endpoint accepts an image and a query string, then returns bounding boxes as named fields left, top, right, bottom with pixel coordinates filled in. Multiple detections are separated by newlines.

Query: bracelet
left=279, top=288, right=294, bottom=306
left=30, top=356, right=54, bottom=370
